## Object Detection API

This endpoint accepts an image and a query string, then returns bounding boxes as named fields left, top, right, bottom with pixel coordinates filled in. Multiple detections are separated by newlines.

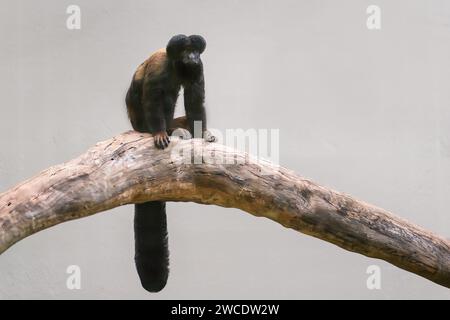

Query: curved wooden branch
left=0, top=131, right=449, bottom=288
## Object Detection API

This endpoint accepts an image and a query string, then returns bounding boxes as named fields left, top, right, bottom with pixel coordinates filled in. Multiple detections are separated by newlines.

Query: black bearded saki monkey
left=126, top=34, right=215, bottom=292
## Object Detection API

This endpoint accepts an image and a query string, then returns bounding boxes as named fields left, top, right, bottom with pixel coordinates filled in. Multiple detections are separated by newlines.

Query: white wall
left=0, top=0, right=449, bottom=299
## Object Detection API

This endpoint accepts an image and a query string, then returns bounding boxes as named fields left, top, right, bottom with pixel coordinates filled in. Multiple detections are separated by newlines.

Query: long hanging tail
left=134, top=201, right=169, bottom=292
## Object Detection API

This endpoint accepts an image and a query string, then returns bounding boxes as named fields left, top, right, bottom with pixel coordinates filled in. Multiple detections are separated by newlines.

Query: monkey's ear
left=189, top=35, right=206, bottom=54
left=167, top=34, right=189, bottom=59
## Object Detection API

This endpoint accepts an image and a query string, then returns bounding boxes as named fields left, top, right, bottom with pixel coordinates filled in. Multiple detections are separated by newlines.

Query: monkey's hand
left=153, top=131, right=170, bottom=149
left=203, top=130, right=216, bottom=143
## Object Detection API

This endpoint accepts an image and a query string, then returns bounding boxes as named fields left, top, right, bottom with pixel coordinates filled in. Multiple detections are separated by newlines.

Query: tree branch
left=0, top=131, right=449, bottom=288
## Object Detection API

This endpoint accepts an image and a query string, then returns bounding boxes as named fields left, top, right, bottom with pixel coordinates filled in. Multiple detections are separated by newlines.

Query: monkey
left=125, top=34, right=215, bottom=292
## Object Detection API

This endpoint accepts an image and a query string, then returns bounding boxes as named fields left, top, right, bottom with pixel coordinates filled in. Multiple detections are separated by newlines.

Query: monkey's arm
left=142, top=81, right=170, bottom=148
left=184, top=77, right=215, bottom=142
left=184, top=77, right=207, bottom=135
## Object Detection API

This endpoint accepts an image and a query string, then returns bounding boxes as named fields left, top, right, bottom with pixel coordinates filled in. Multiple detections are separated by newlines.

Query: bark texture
left=0, top=131, right=449, bottom=288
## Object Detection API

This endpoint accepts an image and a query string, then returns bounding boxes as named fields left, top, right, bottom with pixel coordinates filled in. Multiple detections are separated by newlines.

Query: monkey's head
left=167, top=34, right=206, bottom=79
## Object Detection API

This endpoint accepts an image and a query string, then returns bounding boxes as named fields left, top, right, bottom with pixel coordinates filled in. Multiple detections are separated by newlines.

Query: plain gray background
left=0, top=0, right=449, bottom=299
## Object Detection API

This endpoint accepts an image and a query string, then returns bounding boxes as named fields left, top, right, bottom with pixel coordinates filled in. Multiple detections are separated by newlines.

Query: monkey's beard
left=175, top=61, right=203, bottom=82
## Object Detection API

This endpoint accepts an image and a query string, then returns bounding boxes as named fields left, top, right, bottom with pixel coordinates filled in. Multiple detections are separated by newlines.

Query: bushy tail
left=134, top=201, right=169, bottom=292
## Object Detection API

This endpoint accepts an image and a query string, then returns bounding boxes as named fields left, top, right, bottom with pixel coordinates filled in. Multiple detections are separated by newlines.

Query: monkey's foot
left=171, top=128, right=192, bottom=140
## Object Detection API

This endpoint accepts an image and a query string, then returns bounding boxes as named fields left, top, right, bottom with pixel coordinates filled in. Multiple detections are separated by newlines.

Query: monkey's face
left=180, top=49, right=201, bottom=66
left=167, top=34, right=206, bottom=80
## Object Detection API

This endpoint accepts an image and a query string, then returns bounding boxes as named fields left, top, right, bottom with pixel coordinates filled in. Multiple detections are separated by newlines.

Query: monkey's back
left=126, top=48, right=168, bottom=132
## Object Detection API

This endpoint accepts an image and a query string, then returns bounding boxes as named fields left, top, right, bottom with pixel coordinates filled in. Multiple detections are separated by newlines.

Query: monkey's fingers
left=204, top=131, right=216, bottom=143
left=163, top=135, right=170, bottom=148
left=154, top=136, right=165, bottom=149
left=153, top=137, right=161, bottom=149
left=154, top=132, right=171, bottom=149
